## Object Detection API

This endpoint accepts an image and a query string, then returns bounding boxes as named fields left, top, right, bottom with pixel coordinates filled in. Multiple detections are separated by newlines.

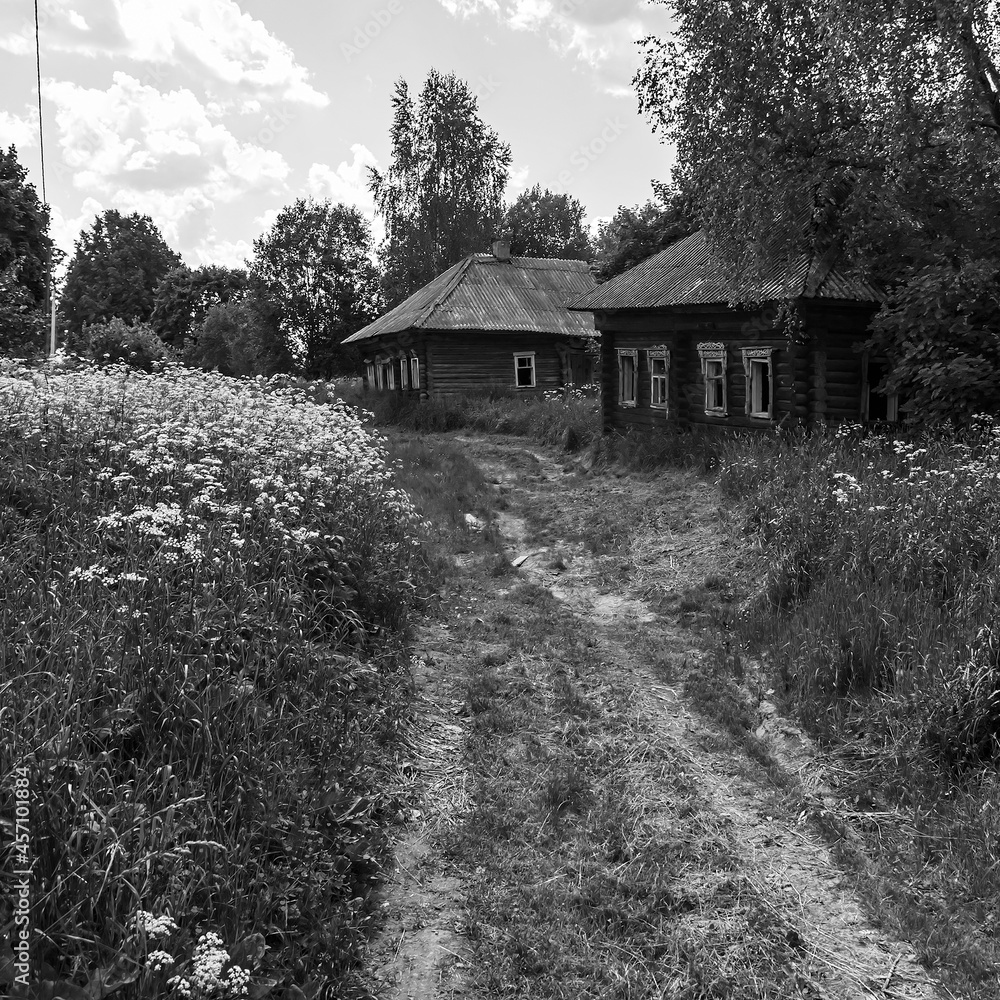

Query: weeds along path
left=450, top=434, right=947, bottom=1000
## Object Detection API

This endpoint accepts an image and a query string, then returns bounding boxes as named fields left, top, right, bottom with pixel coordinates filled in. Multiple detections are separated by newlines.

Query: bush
left=79, top=317, right=174, bottom=370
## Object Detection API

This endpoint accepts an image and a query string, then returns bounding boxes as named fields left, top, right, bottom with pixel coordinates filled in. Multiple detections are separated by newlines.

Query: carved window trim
left=409, top=354, right=420, bottom=390
left=698, top=342, right=727, bottom=416
left=742, top=347, right=775, bottom=419
left=647, top=346, right=670, bottom=411
left=617, top=348, right=638, bottom=407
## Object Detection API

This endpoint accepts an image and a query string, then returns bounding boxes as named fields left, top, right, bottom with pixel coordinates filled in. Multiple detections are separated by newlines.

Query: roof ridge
left=418, top=255, right=475, bottom=328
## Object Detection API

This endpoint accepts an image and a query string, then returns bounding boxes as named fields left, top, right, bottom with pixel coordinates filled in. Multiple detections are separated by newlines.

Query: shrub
left=79, top=317, right=175, bottom=370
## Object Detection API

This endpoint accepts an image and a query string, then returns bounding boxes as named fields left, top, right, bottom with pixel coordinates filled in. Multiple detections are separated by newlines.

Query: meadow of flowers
left=0, top=358, right=424, bottom=997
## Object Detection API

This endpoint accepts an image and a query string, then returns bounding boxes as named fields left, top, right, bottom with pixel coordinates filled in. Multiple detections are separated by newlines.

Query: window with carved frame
left=698, top=343, right=727, bottom=415
left=647, top=346, right=670, bottom=411
left=617, top=349, right=638, bottom=407
left=742, top=347, right=774, bottom=419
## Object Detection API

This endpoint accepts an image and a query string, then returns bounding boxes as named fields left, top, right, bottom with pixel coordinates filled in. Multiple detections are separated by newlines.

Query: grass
left=440, top=568, right=817, bottom=999
left=0, top=358, right=426, bottom=999
left=695, top=418, right=1000, bottom=998
left=336, top=382, right=602, bottom=453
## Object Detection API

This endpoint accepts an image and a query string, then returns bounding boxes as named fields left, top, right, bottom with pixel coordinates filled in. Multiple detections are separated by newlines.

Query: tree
left=369, top=70, right=512, bottom=306
left=502, top=185, right=591, bottom=260
left=0, top=145, right=52, bottom=356
left=250, top=198, right=379, bottom=378
left=592, top=184, right=698, bottom=281
left=634, top=0, right=1000, bottom=421
left=184, top=295, right=291, bottom=377
left=151, top=264, right=249, bottom=349
left=61, top=210, right=182, bottom=342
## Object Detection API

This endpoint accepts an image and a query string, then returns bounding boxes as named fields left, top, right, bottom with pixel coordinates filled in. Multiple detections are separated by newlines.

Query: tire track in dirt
left=367, top=636, right=470, bottom=1000
left=464, top=435, right=946, bottom=1000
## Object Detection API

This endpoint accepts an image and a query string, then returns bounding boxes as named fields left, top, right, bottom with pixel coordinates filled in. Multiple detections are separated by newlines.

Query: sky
left=0, top=0, right=677, bottom=271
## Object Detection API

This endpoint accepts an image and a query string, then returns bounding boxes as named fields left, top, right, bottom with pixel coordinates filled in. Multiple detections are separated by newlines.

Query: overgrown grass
left=0, top=359, right=425, bottom=999
left=712, top=417, right=1000, bottom=998
left=337, top=383, right=601, bottom=452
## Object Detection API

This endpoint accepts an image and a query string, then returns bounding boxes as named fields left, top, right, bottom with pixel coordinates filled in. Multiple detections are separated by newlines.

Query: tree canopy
left=60, top=210, right=181, bottom=341
left=502, top=185, right=591, bottom=260
left=592, top=184, right=698, bottom=281
left=0, top=145, right=51, bottom=306
left=369, top=70, right=512, bottom=306
left=250, top=198, right=379, bottom=378
left=634, top=0, right=1000, bottom=421
left=151, top=264, right=249, bottom=349
left=0, top=145, right=53, bottom=356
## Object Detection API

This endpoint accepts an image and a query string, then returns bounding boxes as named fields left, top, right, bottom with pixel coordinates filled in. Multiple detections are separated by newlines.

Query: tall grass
left=0, top=358, right=423, bottom=998
left=336, top=384, right=601, bottom=452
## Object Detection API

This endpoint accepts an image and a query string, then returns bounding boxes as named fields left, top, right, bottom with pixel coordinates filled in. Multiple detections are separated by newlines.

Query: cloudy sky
left=0, top=0, right=677, bottom=270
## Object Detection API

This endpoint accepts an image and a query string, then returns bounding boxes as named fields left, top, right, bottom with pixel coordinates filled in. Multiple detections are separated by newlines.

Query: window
left=398, top=357, right=410, bottom=390
left=698, top=343, right=727, bottom=415
left=365, top=362, right=375, bottom=386
left=514, top=352, right=536, bottom=388
left=409, top=355, right=420, bottom=390
left=862, top=355, right=899, bottom=422
left=742, top=348, right=774, bottom=419
left=647, top=347, right=670, bottom=411
left=373, top=362, right=384, bottom=389
left=384, top=361, right=395, bottom=390
left=617, top=349, right=638, bottom=407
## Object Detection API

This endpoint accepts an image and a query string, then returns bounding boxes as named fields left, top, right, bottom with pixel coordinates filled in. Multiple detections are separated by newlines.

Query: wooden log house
left=344, top=242, right=598, bottom=398
left=569, top=231, right=899, bottom=433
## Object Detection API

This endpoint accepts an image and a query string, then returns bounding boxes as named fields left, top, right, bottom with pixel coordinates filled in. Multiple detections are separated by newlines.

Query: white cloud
left=0, top=2, right=327, bottom=107
left=43, top=72, right=290, bottom=254
left=434, top=0, right=667, bottom=90
left=307, top=144, right=379, bottom=217
left=0, top=109, right=38, bottom=151
left=191, top=235, right=253, bottom=270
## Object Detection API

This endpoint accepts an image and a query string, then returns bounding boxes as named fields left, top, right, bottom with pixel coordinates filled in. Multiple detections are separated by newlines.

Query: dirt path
left=369, top=433, right=948, bottom=1000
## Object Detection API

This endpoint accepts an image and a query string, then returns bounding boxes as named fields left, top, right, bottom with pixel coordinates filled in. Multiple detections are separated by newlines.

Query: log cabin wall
left=596, top=300, right=877, bottom=433
left=366, top=331, right=585, bottom=398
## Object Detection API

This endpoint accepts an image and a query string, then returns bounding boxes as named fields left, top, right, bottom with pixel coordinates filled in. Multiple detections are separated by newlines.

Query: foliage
left=0, top=360, right=423, bottom=997
left=151, top=265, right=249, bottom=349
left=81, top=317, right=174, bottom=370
left=250, top=199, right=378, bottom=379
left=185, top=294, right=293, bottom=377
left=0, top=263, right=49, bottom=358
left=61, top=210, right=182, bottom=340
left=0, top=145, right=52, bottom=308
left=369, top=70, right=512, bottom=306
left=635, top=1, right=1000, bottom=420
left=592, top=184, right=698, bottom=281
left=502, top=185, right=591, bottom=260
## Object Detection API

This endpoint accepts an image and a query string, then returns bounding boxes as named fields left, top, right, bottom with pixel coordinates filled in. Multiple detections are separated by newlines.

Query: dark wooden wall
left=364, top=331, right=591, bottom=398
left=594, top=301, right=876, bottom=433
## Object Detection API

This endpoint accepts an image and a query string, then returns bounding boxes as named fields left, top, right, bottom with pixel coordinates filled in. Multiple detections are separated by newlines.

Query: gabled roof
left=569, top=230, right=884, bottom=312
left=344, top=254, right=598, bottom=343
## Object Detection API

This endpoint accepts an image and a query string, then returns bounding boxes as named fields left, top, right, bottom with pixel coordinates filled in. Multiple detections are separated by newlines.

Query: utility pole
left=35, top=0, right=56, bottom=355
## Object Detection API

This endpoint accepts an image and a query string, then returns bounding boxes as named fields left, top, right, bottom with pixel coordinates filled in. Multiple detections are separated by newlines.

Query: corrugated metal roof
left=344, top=254, right=598, bottom=343
left=568, top=230, right=884, bottom=312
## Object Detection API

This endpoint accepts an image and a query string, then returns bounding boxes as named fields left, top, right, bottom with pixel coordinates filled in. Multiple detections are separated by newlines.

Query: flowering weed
left=0, top=359, right=423, bottom=997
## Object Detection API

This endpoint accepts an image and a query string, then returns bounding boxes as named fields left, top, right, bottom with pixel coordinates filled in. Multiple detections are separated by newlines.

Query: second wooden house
left=344, top=243, right=598, bottom=398
left=569, top=230, right=898, bottom=434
